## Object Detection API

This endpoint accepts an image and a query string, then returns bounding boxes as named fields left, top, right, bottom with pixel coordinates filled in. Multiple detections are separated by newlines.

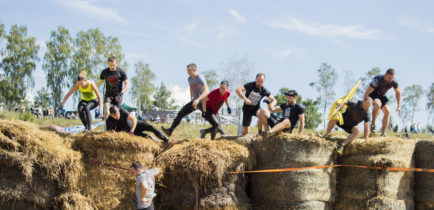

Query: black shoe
left=258, top=130, right=262, bottom=135
left=370, top=124, right=376, bottom=133
left=200, top=129, right=206, bottom=139
left=161, top=126, right=172, bottom=137
left=336, top=144, right=344, bottom=156
left=211, top=131, right=217, bottom=140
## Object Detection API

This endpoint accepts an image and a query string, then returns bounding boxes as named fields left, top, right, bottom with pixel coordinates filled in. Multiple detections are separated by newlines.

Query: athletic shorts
left=104, top=95, right=122, bottom=108
left=369, top=92, right=389, bottom=108
left=242, top=106, right=259, bottom=127
left=337, top=123, right=356, bottom=134
left=267, top=116, right=295, bottom=133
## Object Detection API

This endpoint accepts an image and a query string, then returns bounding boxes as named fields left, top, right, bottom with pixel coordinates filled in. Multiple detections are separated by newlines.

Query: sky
left=1, top=0, right=433, bottom=129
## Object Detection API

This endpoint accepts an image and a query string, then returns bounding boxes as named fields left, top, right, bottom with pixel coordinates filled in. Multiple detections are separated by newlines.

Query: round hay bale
left=155, top=139, right=255, bottom=210
left=0, top=120, right=83, bottom=209
left=75, top=131, right=162, bottom=210
left=250, top=133, right=337, bottom=209
left=415, top=139, right=434, bottom=210
left=336, top=137, right=416, bottom=209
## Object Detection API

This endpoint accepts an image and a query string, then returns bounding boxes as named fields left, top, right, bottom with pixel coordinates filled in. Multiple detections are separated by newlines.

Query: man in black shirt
left=107, top=106, right=171, bottom=144
left=97, top=56, right=130, bottom=120
left=325, top=97, right=373, bottom=155
left=363, top=68, right=401, bottom=136
left=235, top=73, right=276, bottom=136
left=258, top=90, right=305, bottom=136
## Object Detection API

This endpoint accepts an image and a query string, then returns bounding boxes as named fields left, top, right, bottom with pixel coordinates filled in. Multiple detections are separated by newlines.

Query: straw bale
left=336, top=137, right=416, bottom=209
left=250, top=133, right=337, bottom=209
left=415, top=139, right=434, bottom=210
left=0, top=120, right=83, bottom=209
left=75, top=131, right=162, bottom=209
left=54, top=192, right=93, bottom=210
left=155, top=139, right=255, bottom=210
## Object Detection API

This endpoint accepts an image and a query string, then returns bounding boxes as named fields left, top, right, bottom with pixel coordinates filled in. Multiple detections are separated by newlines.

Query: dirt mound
left=415, top=139, right=434, bottom=210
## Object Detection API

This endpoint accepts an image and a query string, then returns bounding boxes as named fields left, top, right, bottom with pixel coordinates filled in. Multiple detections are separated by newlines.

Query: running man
left=325, top=97, right=373, bottom=155
left=97, top=56, right=129, bottom=120
left=235, top=73, right=276, bottom=136
left=107, top=106, right=171, bottom=144
left=131, top=162, right=159, bottom=210
left=258, top=90, right=305, bottom=137
left=61, top=71, right=102, bottom=131
left=363, top=68, right=401, bottom=136
left=200, top=81, right=231, bottom=140
left=162, top=63, right=208, bottom=136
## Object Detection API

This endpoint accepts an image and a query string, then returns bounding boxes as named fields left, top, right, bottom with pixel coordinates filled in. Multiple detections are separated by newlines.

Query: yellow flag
left=328, top=80, right=361, bottom=125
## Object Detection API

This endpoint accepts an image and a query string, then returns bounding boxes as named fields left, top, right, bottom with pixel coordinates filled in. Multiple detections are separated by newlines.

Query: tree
left=309, top=62, right=338, bottom=129
left=131, top=61, right=155, bottom=111
left=356, top=67, right=381, bottom=98
left=0, top=25, right=39, bottom=109
left=201, top=69, right=219, bottom=90
left=153, top=82, right=177, bottom=111
left=343, top=69, right=357, bottom=94
left=0, top=21, right=5, bottom=58
left=427, top=82, right=434, bottom=125
left=34, top=87, right=51, bottom=108
left=402, top=84, right=424, bottom=124
left=42, top=26, right=73, bottom=109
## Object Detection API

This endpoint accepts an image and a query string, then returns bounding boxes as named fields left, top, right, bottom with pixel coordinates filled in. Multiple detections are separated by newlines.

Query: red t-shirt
left=206, top=89, right=230, bottom=114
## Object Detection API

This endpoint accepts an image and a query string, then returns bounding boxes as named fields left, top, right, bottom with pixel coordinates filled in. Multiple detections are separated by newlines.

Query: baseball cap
left=285, top=90, right=298, bottom=97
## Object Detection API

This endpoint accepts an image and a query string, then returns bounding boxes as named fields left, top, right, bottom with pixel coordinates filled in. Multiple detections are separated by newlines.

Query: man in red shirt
left=200, top=81, right=231, bottom=140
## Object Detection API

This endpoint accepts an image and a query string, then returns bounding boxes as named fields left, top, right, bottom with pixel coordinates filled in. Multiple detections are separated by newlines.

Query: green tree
left=309, top=62, right=338, bottom=129
left=427, top=82, right=434, bottom=125
left=42, top=26, right=73, bottom=108
left=0, top=25, right=39, bottom=109
left=0, top=21, right=5, bottom=57
left=131, top=61, right=155, bottom=110
left=402, top=84, right=424, bottom=124
left=202, top=69, right=219, bottom=90
left=34, top=87, right=51, bottom=108
left=153, top=82, right=177, bottom=111
left=356, top=67, right=381, bottom=98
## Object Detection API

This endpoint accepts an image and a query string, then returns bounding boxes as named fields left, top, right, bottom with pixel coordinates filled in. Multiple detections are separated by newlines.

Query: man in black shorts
left=236, top=73, right=276, bottom=136
left=325, top=97, right=373, bottom=155
left=363, top=68, right=401, bottom=136
left=107, top=106, right=172, bottom=144
left=258, top=90, right=305, bottom=137
left=97, top=56, right=129, bottom=120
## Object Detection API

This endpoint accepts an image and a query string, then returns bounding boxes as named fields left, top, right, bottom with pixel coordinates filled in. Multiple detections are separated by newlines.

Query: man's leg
left=242, top=109, right=254, bottom=136
left=325, top=120, right=338, bottom=136
left=371, top=99, right=382, bottom=130
left=381, top=104, right=390, bottom=136
left=163, top=102, right=195, bottom=136
left=204, top=112, right=221, bottom=140
left=103, top=101, right=110, bottom=121
left=258, top=109, right=271, bottom=131
left=139, top=121, right=169, bottom=143
left=269, top=119, right=291, bottom=135
left=342, top=126, right=360, bottom=146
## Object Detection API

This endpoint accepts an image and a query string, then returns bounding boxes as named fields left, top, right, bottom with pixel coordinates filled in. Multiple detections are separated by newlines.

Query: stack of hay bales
left=75, top=131, right=161, bottom=209
left=250, top=133, right=337, bottom=209
left=0, top=120, right=88, bottom=209
left=415, top=139, right=434, bottom=209
left=155, top=139, right=255, bottom=210
left=336, top=137, right=416, bottom=209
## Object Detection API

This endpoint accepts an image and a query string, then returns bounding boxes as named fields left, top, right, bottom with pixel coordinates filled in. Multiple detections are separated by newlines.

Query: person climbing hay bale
left=155, top=139, right=255, bottom=209
left=415, top=139, right=434, bottom=210
left=250, top=133, right=337, bottom=209
left=336, top=137, right=416, bottom=209
left=74, top=131, right=162, bottom=209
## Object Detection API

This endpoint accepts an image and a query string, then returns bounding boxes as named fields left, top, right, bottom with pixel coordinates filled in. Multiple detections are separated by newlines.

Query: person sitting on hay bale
left=107, top=106, right=173, bottom=145
left=324, top=97, right=373, bottom=155
left=200, top=80, right=231, bottom=140
left=131, top=162, right=159, bottom=210
left=258, top=90, right=305, bottom=137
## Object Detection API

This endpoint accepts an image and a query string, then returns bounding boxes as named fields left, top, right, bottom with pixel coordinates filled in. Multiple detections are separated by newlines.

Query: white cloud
left=58, top=0, right=127, bottom=24
left=217, top=25, right=235, bottom=39
left=229, top=9, right=246, bottom=24
left=400, top=18, right=434, bottom=34
left=150, top=21, right=208, bottom=48
left=267, top=16, right=386, bottom=40
left=167, top=85, right=190, bottom=106
left=185, top=18, right=202, bottom=32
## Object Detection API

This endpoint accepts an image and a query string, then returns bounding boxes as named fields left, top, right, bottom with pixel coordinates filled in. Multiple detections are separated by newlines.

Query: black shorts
left=242, top=106, right=259, bottom=127
left=104, top=95, right=122, bottom=107
left=267, top=116, right=295, bottom=133
left=337, top=123, right=356, bottom=134
left=369, top=93, right=389, bottom=108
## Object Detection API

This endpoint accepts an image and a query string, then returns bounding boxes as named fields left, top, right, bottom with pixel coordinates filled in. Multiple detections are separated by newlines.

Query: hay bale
left=250, top=133, right=337, bottom=209
left=75, top=131, right=161, bottom=209
left=155, top=139, right=255, bottom=210
left=415, top=140, right=434, bottom=210
left=55, top=192, right=93, bottom=210
left=336, top=137, right=416, bottom=209
left=0, top=120, right=84, bottom=209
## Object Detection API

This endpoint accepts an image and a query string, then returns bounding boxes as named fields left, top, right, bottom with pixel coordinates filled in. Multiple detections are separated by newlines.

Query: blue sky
left=1, top=0, right=433, bottom=128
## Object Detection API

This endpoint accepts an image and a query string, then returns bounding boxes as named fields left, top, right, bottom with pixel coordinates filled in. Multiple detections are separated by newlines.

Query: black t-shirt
left=279, top=103, right=304, bottom=126
left=99, top=67, right=128, bottom=97
left=369, top=75, right=398, bottom=96
left=243, top=82, right=271, bottom=109
left=343, top=100, right=370, bottom=125
left=106, top=108, right=132, bottom=132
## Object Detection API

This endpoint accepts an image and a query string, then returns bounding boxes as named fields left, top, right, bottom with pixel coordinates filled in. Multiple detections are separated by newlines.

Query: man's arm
left=298, top=114, right=305, bottom=134
left=121, top=79, right=130, bottom=94
left=268, top=95, right=277, bottom=107
left=202, top=96, right=208, bottom=112
left=194, top=84, right=209, bottom=105
left=363, top=122, right=370, bottom=140
left=363, top=86, right=375, bottom=100
left=128, top=114, right=137, bottom=135
left=96, top=79, right=104, bottom=87
left=395, top=87, right=401, bottom=115
left=268, top=104, right=282, bottom=113
left=140, top=182, right=148, bottom=202
left=235, top=86, right=251, bottom=105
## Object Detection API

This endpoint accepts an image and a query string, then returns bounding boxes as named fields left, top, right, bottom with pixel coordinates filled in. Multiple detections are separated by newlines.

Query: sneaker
left=220, top=133, right=228, bottom=138
left=161, top=127, right=173, bottom=137
left=370, top=124, right=376, bottom=133
left=336, top=144, right=344, bottom=156
left=200, top=129, right=206, bottom=139
left=258, top=130, right=263, bottom=135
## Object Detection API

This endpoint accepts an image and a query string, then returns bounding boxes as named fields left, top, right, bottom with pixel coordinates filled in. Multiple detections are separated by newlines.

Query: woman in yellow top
left=62, top=71, right=102, bottom=131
